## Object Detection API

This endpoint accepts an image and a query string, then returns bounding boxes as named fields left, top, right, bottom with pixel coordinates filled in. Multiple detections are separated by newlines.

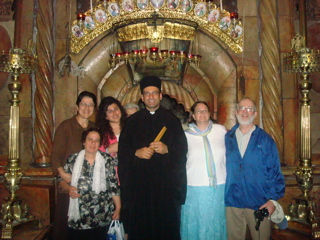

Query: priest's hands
left=150, top=141, right=168, bottom=154
left=135, top=147, right=154, bottom=159
left=135, top=142, right=168, bottom=159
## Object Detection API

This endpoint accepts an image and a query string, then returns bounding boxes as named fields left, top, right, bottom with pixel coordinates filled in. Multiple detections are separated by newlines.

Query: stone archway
left=78, top=30, right=237, bottom=129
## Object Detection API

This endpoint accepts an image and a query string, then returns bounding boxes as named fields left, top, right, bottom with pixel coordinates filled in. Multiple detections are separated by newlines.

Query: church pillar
left=259, top=0, right=284, bottom=160
left=32, top=0, right=54, bottom=167
left=13, top=0, right=23, bottom=48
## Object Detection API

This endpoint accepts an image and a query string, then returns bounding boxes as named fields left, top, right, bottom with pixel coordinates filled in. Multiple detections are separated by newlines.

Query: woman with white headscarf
left=59, top=127, right=121, bottom=240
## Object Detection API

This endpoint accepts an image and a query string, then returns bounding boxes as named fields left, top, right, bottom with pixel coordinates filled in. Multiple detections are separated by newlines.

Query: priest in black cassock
left=118, top=76, right=188, bottom=240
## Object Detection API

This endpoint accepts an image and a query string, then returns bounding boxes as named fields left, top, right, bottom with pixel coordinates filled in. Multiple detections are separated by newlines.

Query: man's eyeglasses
left=143, top=91, right=160, bottom=97
left=79, top=102, right=95, bottom=108
left=237, top=106, right=256, bottom=112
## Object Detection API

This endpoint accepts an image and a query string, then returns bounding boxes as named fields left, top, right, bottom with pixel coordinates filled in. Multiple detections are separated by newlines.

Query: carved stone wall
left=0, top=0, right=316, bottom=169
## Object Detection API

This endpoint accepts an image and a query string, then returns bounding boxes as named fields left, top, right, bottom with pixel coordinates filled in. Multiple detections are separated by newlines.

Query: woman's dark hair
left=76, top=91, right=97, bottom=107
left=96, top=96, right=127, bottom=148
left=81, top=127, right=103, bottom=146
left=188, top=101, right=217, bottom=124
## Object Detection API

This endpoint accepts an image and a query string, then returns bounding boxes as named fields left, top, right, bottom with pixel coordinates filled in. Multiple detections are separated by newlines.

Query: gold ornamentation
left=291, top=33, right=305, bottom=53
left=0, top=48, right=37, bottom=239
left=117, top=22, right=195, bottom=42
left=283, top=33, right=320, bottom=233
left=70, top=1, right=243, bottom=54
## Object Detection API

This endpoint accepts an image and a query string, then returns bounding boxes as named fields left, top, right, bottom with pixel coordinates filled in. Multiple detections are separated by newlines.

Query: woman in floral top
left=59, top=127, right=121, bottom=240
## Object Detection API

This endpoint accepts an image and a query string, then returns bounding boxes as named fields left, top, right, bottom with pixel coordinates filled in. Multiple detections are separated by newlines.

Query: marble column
left=33, top=0, right=54, bottom=167
left=259, top=0, right=284, bottom=160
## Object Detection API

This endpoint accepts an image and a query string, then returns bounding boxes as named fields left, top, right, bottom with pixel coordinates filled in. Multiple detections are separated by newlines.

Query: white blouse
left=185, top=124, right=227, bottom=186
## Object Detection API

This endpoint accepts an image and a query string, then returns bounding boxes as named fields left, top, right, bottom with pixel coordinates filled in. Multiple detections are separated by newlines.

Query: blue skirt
left=180, top=184, right=227, bottom=240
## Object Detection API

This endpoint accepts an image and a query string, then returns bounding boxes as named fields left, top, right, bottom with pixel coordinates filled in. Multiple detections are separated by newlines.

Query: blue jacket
left=225, top=124, right=285, bottom=210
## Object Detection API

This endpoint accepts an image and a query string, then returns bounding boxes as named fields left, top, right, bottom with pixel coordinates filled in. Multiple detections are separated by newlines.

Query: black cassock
left=118, top=107, right=188, bottom=240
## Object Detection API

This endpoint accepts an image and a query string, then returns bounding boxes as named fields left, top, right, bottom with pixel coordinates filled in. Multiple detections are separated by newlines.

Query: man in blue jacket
left=225, top=97, right=285, bottom=240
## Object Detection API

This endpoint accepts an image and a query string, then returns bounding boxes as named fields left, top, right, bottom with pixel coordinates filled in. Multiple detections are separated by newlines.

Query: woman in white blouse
left=180, top=101, right=227, bottom=240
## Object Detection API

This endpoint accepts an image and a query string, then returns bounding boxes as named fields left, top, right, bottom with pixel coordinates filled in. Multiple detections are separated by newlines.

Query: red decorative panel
left=0, top=25, right=11, bottom=91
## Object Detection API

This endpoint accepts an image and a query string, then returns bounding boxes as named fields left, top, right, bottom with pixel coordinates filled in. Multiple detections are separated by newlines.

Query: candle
left=140, top=49, right=148, bottom=59
left=122, top=51, right=130, bottom=58
left=230, top=12, right=239, bottom=19
left=131, top=50, right=139, bottom=62
left=154, top=127, right=167, bottom=142
left=150, top=47, right=159, bottom=53
left=160, top=50, right=168, bottom=59
left=220, top=0, right=223, bottom=10
left=187, top=53, right=194, bottom=63
left=77, top=13, right=86, bottom=20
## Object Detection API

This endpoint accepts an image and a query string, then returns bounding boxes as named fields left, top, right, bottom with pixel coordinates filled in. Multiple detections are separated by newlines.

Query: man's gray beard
left=236, top=114, right=255, bottom=126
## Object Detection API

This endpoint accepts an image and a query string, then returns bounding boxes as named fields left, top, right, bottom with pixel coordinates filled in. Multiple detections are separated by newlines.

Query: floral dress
left=60, top=151, right=120, bottom=230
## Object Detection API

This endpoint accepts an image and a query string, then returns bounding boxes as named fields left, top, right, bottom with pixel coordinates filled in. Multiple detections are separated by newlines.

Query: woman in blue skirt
left=181, top=101, right=227, bottom=240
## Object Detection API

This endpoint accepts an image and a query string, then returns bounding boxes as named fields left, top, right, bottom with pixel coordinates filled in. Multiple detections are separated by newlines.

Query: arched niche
left=76, top=29, right=237, bottom=129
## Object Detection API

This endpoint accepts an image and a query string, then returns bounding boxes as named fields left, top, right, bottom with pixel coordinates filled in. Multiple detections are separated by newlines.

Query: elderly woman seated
left=59, top=127, right=121, bottom=240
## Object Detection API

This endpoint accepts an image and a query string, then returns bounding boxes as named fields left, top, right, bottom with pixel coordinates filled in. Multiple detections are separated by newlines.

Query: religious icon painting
left=122, top=0, right=134, bottom=12
left=108, top=3, right=120, bottom=17
left=150, top=0, right=164, bottom=9
left=95, top=9, right=107, bottom=23
left=194, top=2, right=206, bottom=17
left=72, top=25, right=84, bottom=38
left=208, top=9, right=219, bottom=22
left=181, top=0, right=193, bottom=13
left=137, top=0, right=148, bottom=10
left=167, top=0, right=178, bottom=10
left=219, top=16, right=231, bottom=30
left=230, top=25, right=243, bottom=38
left=84, top=16, right=95, bottom=30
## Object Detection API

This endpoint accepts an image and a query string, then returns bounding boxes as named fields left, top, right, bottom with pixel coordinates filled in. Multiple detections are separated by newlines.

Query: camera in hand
left=254, top=208, right=269, bottom=231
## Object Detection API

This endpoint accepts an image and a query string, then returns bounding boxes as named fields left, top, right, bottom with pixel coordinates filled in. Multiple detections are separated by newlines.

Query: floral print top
left=59, top=150, right=120, bottom=230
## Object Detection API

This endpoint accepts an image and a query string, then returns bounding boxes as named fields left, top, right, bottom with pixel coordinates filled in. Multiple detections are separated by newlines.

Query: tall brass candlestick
left=283, top=35, right=320, bottom=238
left=0, top=48, right=37, bottom=239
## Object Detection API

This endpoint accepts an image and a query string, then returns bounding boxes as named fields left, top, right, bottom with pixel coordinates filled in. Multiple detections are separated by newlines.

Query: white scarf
left=68, top=149, right=106, bottom=222
left=185, top=121, right=217, bottom=187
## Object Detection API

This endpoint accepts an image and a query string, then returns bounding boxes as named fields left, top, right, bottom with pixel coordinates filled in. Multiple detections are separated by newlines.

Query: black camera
left=254, top=208, right=269, bottom=231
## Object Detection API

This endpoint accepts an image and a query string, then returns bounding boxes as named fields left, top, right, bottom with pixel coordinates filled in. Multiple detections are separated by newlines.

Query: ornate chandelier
left=108, top=20, right=203, bottom=68
left=109, top=47, right=202, bottom=68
